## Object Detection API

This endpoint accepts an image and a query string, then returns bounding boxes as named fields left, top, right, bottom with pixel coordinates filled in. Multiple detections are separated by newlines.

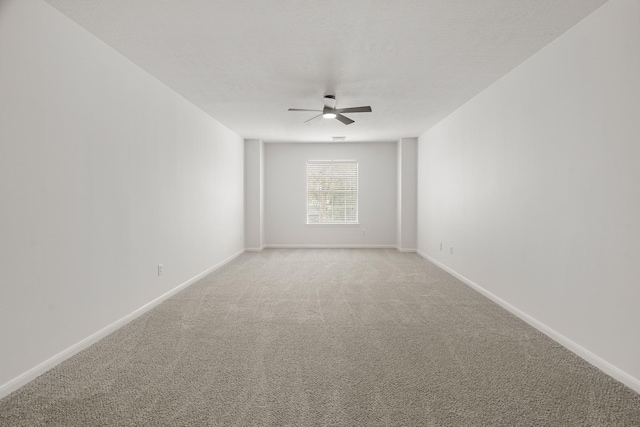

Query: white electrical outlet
left=450, top=246, right=454, bottom=255
left=158, top=264, right=164, bottom=276
left=440, top=243, right=443, bottom=251
left=362, top=229, right=366, bottom=235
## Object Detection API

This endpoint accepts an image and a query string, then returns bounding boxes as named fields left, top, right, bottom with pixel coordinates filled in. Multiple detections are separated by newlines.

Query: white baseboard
left=416, top=250, right=640, bottom=395
left=0, top=249, right=245, bottom=400
left=395, top=246, right=417, bottom=253
left=264, top=244, right=397, bottom=249
left=250, top=245, right=415, bottom=253
left=246, top=245, right=416, bottom=253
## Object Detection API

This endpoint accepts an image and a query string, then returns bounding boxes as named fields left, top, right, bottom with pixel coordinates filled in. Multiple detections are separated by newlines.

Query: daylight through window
left=307, top=161, right=358, bottom=224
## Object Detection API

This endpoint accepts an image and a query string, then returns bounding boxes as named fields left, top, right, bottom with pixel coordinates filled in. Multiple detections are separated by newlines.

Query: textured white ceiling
left=45, top=0, right=608, bottom=143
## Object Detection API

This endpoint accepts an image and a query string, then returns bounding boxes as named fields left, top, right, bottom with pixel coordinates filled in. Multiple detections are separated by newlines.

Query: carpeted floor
left=1, top=249, right=639, bottom=426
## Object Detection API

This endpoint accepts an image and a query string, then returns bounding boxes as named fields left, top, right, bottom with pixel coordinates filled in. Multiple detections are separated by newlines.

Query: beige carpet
left=1, top=249, right=639, bottom=426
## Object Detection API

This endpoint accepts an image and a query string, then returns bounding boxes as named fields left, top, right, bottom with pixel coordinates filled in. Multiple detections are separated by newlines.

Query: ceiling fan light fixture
left=289, top=96, right=371, bottom=125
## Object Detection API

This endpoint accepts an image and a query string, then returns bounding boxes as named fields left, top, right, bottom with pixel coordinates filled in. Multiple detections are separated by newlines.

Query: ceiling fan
left=288, top=95, right=372, bottom=125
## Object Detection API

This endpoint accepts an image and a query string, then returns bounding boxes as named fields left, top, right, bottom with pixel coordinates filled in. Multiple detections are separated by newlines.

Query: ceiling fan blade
left=304, top=114, right=323, bottom=124
left=335, top=106, right=372, bottom=114
left=335, top=114, right=355, bottom=125
left=289, top=108, right=322, bottom=112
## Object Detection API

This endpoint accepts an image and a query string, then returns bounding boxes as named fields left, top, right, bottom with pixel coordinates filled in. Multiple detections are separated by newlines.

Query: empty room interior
left=1, top=0, right=640, bottom=425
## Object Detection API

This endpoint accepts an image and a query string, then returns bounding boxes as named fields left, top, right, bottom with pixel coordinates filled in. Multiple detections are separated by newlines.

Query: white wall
left=265, top=142, right=396, bottom=246
left=417, top=0, right=640, bottom=391
left=0, top=0, right=244, bottom=395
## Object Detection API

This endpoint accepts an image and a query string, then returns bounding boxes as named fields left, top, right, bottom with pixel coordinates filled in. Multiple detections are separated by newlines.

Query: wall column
left=397, top=137, right=418, bottom=251
left=244, top=139, right=264, bottom=250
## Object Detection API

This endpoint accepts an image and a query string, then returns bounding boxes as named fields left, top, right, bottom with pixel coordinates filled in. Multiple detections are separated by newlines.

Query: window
left=307, top=161, right=358, bottom=224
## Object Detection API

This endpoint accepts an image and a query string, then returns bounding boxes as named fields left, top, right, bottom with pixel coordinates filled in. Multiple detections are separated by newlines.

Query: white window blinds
left=307, top=161, right=358, bottom=224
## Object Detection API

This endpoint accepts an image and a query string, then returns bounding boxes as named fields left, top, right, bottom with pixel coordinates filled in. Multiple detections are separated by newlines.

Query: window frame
left=306, top=160, right=359, bottom=225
